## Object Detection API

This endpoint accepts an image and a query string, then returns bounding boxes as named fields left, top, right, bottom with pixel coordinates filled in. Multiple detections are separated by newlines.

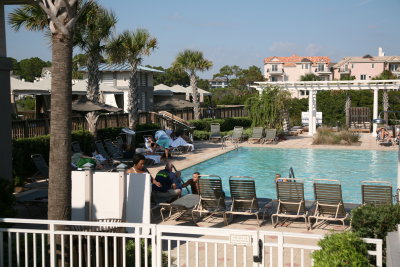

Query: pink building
left=333, top=48, right=400, bottom=80
left=264, top=54, right=332, bottom=82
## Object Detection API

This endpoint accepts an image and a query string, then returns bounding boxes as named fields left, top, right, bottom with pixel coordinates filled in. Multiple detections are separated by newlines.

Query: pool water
left=180, top=147, right=397, bottom=203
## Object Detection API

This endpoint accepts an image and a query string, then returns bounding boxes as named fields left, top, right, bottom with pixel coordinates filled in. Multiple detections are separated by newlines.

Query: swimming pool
left=180, top=147, right=397, bottom=203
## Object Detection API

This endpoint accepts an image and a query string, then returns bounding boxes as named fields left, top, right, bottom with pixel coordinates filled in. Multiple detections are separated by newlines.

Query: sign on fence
left=302, top=112, right=323, bottom=126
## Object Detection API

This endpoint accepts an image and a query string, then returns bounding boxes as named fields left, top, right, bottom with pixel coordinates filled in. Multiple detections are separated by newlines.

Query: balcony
left=391, top=68, right=400, bottom=74
left=339, top=68, right=351, bottom=74
left=315, top=67, right=331, bottom=74
left=266, top=68, right=284, bottom=75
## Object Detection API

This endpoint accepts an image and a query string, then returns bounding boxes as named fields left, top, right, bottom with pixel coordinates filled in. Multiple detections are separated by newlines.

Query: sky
left=4, top=0, right=400, bottom=78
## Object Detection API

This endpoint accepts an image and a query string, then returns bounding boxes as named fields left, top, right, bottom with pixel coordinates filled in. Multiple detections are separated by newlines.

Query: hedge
left=97, top=123, right=160, bottom=144
left=12, top=124, right=160, bottom=186
left=190, top=117, right=252, bottom=132
left=351, top=204, right=400, bottom=265
left=312, top=232, right=369, bottom=267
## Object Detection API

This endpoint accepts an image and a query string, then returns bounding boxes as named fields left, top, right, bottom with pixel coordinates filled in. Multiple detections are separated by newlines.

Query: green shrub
left=0, top=178, right=16, bottom=218
left=71, top=130, right=95, bottom=155
left=12, top=135, right=50, bottom=185
left=189, top=117, right=252, bottom=132
left=126, top=239, right=169, bottom=266
left=193, top=130, right=233, bottom=140
left=12, top=125, right=161, bottom=186
left=96, top=123, right=160, bottom=145
left=313, top=127, right=360, bottom=145
left=352, top=204, right=400, bottom=265
left=312, top=232, right=369, bottom=267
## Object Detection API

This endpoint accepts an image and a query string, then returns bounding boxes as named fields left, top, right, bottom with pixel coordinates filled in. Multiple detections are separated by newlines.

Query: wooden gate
left=349, top=107, right=371, bottom=132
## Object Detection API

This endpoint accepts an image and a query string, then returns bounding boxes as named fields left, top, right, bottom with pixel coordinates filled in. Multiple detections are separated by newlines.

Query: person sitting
left=71, top=152, right=103, bottom=169
left=182, top=172, right=200, bottom=194
left=275, top=173, right=287, bottom=182
left=127, top=154, right=161, bottom=187
left=152, top=162, right=181, bottom=203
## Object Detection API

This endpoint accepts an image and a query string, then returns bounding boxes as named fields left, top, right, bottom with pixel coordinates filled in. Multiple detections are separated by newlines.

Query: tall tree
left=74, top=4, right=117, bottom=135
left=171, top=50, right=213, bottom=120
left=300, top=73, right=320, bottom=81
left=107, top=29, right=158, bottom=129
left=9, top=1, right=90, bottom=221
left=245, top=85, right=291, bottom=130
left=213, top=65, right=241, bottom=85
left=148, top=65, right=190, bottom=87
left=12, top=57, right=51, bottom=82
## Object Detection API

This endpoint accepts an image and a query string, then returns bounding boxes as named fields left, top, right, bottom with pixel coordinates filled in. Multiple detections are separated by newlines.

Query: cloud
left=305, top=43, right=323, bottom=56
left=357, top=0, right=373, bottom=6
left=268, top=42, right=298, bottom=54
left=268, top=42, right=324, bottom=56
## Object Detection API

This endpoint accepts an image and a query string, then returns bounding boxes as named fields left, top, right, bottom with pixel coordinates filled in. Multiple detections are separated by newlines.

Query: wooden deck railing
left=12, top=105, right=247, bottom=139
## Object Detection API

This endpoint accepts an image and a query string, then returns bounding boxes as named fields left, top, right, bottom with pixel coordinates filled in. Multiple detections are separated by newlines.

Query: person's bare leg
left=164, top=148, right=168, bottom=160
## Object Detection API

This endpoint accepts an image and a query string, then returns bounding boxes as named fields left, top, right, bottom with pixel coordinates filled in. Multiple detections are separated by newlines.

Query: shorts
left=156, top=138, right=171, bottom=149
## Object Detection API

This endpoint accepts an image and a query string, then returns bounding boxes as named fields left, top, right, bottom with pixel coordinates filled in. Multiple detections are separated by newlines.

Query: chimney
left=378, top=47, right=385, bottom=57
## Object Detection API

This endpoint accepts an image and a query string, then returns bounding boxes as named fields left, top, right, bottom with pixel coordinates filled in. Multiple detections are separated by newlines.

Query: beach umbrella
left=72, top=96, right=122, bottom=113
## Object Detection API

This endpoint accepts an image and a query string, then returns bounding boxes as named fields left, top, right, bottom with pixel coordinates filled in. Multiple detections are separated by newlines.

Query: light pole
left=372, top=110, right=400, bottom=192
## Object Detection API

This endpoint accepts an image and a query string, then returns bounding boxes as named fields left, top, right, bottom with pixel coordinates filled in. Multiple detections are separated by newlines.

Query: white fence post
left=49, top=223, right=55, bottom=267
left=277, top=233, right=284, bottom=267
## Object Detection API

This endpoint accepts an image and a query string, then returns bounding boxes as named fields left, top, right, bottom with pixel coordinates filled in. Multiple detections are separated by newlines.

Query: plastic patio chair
left=309, top=179, right=350, bottom=229
left=192, top=175, right=227, bottom=224
left=209, top=123, right=222, bottom=142
left=226, top=176, right=265, bottom=226
left=248, top=127, right=264, bottom=143
left=361, top=180, right=393, bottom=205
left=31, top=154, right=49, bottom=182
left=271, top=178, right=309, bottom=228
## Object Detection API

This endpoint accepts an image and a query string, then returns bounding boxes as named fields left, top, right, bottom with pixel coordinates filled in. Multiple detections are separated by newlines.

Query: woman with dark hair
left=127, top=154, right=161, bottom=187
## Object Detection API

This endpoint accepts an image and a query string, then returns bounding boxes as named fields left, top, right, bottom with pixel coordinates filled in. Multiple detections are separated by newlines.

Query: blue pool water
left=180, top=147, right=397, bottom=203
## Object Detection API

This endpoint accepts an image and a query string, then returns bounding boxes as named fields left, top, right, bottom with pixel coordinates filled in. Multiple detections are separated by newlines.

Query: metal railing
left=0, top=218, right=383, bottom=267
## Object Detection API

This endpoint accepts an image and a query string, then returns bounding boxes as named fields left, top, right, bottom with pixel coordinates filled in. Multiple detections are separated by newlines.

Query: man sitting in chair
left=152, top=162, right=181, bottom=203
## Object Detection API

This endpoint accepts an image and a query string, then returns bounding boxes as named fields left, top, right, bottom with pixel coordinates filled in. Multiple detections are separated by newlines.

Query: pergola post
left=308, top=89, right=316, bottom=136
left=372, top=88, right=379, bottom=136
left=0, top=2, right=13, bottom=182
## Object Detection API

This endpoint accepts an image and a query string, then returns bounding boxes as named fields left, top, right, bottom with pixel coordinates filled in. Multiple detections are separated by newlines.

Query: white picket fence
left=0, top=218, right=382, bottom=267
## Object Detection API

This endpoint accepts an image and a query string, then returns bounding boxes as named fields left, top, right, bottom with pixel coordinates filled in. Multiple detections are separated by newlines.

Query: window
left=371, top=64, right=374, bottom=68
left=271, top=64, right=278, bottom=71
left=390, top=64, right=399, bottom=72
left=302, top=64, right=309, bottom=69
left=271, top=76, right=277, bottom=82
left=360, top=74, right=366, bottom=80
left=317, top=64, right=325, bottom=72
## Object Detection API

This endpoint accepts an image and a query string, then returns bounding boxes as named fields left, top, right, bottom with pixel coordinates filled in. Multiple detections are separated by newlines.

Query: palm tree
left=9, top=1, right=90, bottom=221
left=74, top=4, right=117, bottom=135
left=373, top=70, right=397, bottom=124
left=106, top=29, right=158, bottom=129
left=171, top=50, right=213, bottom=120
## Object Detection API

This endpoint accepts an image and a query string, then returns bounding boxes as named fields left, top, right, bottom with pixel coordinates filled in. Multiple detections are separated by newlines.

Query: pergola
left=1, top=0, right=35, bottom=181
left=254, top=80, right=400, bottom=136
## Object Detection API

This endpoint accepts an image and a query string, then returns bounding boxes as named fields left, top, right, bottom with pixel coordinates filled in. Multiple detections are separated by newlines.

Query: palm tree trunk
left=86, top=53, right=101, bottom=136
left=48, top=33, right=73, bottom=221
left=190, top=73, right=200, bottom=120
left=345, top=93, right=351, bottom=128
left=128, top=63, right=139, bottom=129
left=383, top=89, right=389, bottom=124
left=86, top=112, right=99, bottom=137
left=86, top=54, right=100, bottom=102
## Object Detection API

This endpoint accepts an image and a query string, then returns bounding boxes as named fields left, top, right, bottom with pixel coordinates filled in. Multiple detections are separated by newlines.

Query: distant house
left=333, top=48, right=400, bottom=80
left=10, top=76, right=123, bottom=118
left=79, top=63, right=163, bottom=112
left=208, top=77, right=228, bottom=88
left=264, top=54, right=332, bottom=82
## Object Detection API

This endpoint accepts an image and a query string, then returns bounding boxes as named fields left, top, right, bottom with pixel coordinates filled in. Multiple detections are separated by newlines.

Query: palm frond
left=8, top=5, right=48, bottom=32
